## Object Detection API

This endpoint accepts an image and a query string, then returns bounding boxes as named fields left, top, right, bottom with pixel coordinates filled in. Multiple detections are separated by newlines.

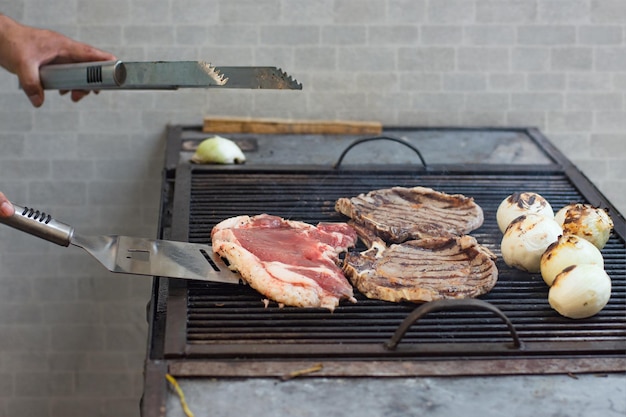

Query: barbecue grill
left=141, top=125, right=625, bottom=416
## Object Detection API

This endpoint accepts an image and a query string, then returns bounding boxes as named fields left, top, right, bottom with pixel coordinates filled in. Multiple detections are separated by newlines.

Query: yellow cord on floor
left=166, top=373, right=195, bottom=417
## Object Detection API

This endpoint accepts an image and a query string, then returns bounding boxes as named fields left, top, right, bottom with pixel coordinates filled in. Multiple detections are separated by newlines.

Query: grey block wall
left=0, top=1, right=625, bottom=416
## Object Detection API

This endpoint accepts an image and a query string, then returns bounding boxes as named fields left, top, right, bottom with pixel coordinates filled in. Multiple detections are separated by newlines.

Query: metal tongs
left=39, top=60, right=302, bottom=90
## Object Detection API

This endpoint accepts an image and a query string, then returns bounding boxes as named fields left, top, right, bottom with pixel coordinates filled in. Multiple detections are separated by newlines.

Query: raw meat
left=211, top=214, right=357, bottom=311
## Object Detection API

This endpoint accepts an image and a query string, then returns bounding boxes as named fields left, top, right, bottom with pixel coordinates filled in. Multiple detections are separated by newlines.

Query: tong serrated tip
left=277, top=67, right=302, bottom=90
left=199, top=61, right=229, bottom=86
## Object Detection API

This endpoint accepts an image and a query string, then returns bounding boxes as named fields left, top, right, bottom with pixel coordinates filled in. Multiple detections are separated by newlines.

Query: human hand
left=0, top=14, right=116, bottom=107
left=0, top=192, right=14, bottom=218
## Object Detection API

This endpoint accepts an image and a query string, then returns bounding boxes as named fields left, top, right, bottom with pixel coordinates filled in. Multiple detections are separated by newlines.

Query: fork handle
left=0, top=204, right=74, bottom=247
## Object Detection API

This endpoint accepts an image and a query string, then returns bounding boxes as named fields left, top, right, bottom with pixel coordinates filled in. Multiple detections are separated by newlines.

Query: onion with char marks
left=496, top=192, right=554, bottom=234
left=500, top=213, right=563, bottom=273
left=554, top=203, right=613, bottom=250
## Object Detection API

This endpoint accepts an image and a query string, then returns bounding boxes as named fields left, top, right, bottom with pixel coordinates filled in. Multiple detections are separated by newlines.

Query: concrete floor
left=165, top=374, right=626, bottom=417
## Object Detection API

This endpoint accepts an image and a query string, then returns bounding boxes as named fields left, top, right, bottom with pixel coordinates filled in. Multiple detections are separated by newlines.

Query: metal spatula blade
left=71, top=234, right=239, bottom=283
left=0, top=204, right=240, bottom=284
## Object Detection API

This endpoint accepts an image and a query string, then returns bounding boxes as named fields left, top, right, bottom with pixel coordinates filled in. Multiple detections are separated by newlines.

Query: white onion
left=500, top=213, right=562, bottom=273
left=191, top=136, right=246, bottom=164
left=554, top=203, right=613, bottom=250
left=540, top=234, right=604, bottom=286
left=548, top=264, right=611, bottom=319
left=496, top=192, right=554, bottom=233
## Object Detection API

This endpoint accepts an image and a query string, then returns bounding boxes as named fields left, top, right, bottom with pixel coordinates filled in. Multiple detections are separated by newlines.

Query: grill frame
left=148, top=125, right=626, bottom=379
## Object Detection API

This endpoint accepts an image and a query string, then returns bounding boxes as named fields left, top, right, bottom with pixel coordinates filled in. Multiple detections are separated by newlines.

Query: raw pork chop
left=335, top=186, right=484, bottom=243
left=211, top=214, right=357, bottom=311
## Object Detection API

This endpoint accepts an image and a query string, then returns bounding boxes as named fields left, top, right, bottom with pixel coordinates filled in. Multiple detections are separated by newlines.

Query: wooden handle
left=203, top=117, right=382, bottom=135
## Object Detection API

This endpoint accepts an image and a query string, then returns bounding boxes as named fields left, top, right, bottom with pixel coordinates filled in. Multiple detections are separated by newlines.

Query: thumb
left=0, top=200, right=14, bottom=217
left=0, top=192, right=15, bottom=218
left=18, top=64, right=44, bottom=107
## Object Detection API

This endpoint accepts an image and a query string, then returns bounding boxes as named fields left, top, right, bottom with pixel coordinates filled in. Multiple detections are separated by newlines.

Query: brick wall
left=0, top=1, right=625, bottom=415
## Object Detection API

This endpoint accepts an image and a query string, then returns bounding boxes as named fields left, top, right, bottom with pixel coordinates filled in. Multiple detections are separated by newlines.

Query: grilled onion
left=496, top=192, right=554, bottom=233
left=540, top=234, right=604, bottom=286
left=548, top=264, right=611, bottom=319
left=554, top=203, right=613, bottom=249
left=500, top=213, right=562, bottom=273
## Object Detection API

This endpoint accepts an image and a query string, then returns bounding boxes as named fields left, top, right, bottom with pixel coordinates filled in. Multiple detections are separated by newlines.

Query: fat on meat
left=211, top=214, right=358, bottom=311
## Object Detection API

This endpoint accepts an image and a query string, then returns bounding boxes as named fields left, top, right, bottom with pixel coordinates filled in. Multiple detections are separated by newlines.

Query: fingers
left=62, top=39, right=116, bottom=65
left=17, top=63, right=45, bottom=107
left=70, top=90, right=90, bottom=102
left=60, top=89, right=95, bottom=102
left=5, top=18, right=116, bottom=108
left=21, top=28, right=115, bottom=107
left=0, top=192, right=15, bottom=218
left=50, top=41, right=115, bottom=104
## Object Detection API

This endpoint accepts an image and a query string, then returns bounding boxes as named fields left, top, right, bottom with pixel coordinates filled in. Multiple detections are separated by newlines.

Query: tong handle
left=0, top=204, right=74, bottom=247
left=40, top=60, right=126, bottom=90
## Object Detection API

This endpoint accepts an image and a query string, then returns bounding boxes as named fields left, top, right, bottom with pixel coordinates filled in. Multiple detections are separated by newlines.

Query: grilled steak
left=335, top=186, right=484, bottom=243
left=343, top=232, right=498, bottom=303
left=211, top=214, right=358, bottom=311
left=337, top=186, right=497, bottom=303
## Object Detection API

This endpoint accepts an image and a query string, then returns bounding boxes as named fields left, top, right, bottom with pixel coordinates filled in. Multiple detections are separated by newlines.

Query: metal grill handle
left=384, top=298, right=523, bottom=350
left=333, top=135, right=428, bottom=169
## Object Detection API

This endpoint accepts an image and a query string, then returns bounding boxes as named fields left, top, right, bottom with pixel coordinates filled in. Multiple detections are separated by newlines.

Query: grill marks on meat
left=343, top=235, right=498, bottom=303
left=211, top=214, right=357, bottom=311
left=335, top=186, right=484, bottom=242
left=336, top=186, right=498, bottom=303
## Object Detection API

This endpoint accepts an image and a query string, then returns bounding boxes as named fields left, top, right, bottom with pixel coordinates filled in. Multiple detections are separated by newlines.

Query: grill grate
left=181, top=169, right=626, bottom=358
